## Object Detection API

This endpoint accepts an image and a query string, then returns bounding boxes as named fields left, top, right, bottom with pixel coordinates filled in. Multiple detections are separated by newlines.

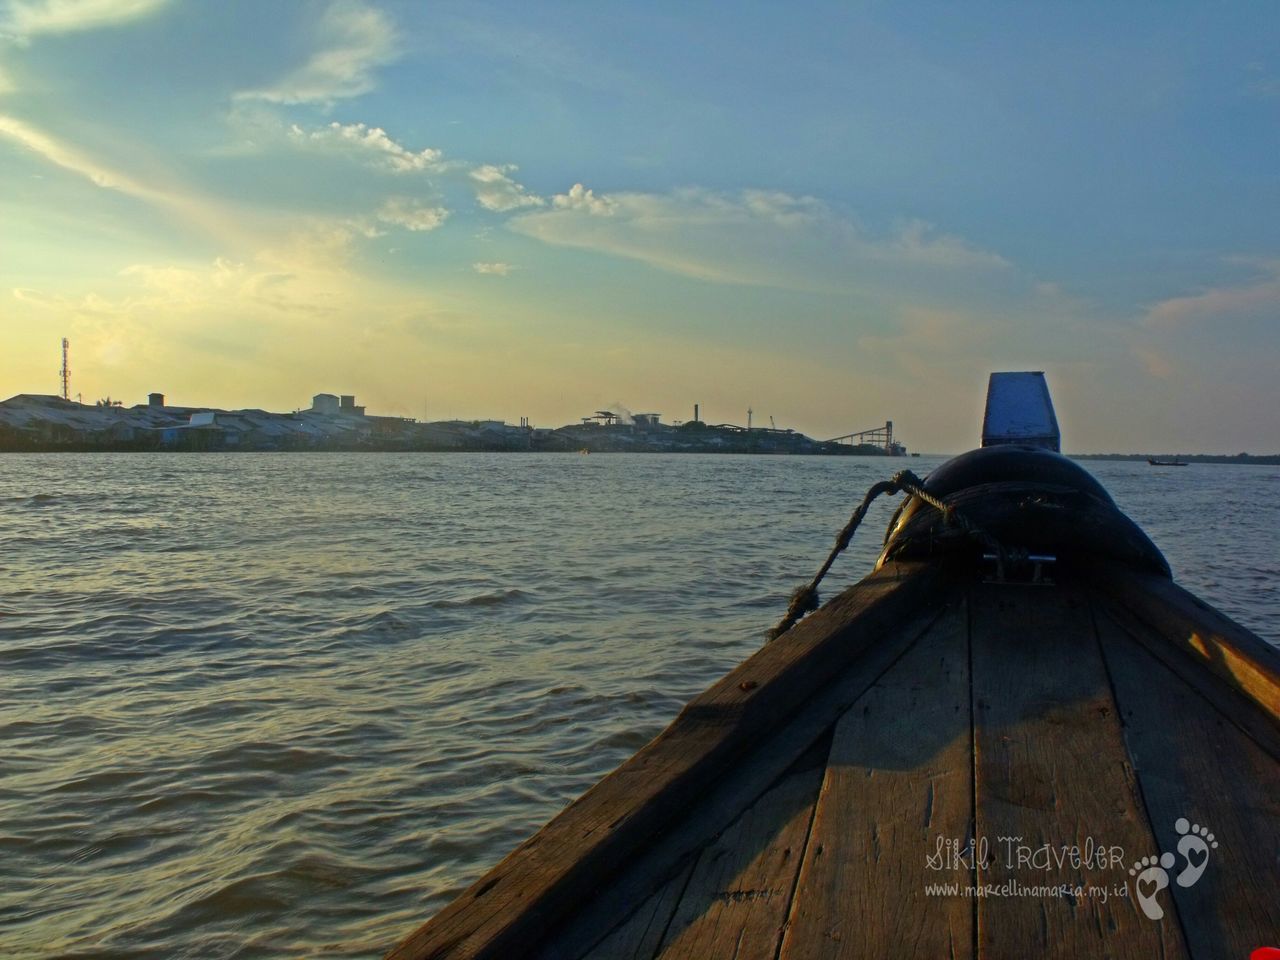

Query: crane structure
left=826, top=420, right=905, bottom=455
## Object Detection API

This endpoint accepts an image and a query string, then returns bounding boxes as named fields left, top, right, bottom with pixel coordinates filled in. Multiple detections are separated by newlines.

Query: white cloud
left=1131, top=259, right=1280, bottom=384
left=738, top=189, right=829, bottom=227
left=0, top=113, right=260, bottom=250
left=552, top=182, right=615, bottom=215
left=235, top=2, right=396, bottom=106
left=0, top=112, right=158, bottom=197
left=0, top=112, right=450, bottom=261
left=470, top=164, right=543, bottom=212
left=288, top=121, right=442, bottom=172
left=376, top=197, right=448, bottom=232
left=472, top=261, right=514, bottom=276
left=511, top=184, right=1008, bottom=289
left=292, top=201, right=448, bottom=246
left=1, top=0, right=167, bottom=39
left=1143, top=260, right=1280, bottom=329
left=13, top=258, right=290, bottom=321
left=254, top=221, right=362, bottom=274
left=285, top=121, right=546, bottom=219
left=882, top=219, right=1010, bottom=269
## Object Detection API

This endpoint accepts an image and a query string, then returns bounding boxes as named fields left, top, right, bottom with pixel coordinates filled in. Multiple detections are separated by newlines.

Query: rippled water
left=2, top=453, right=1276, bottom=959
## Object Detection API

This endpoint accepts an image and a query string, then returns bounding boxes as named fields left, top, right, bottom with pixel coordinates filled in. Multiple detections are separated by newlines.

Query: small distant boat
left=388, top=373, right=1279, bottom=960
left=1148, top=457, right=1188, bottom=466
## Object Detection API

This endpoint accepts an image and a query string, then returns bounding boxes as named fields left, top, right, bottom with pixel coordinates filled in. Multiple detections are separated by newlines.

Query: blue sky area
left=2, top=0, right=1277, bottom=451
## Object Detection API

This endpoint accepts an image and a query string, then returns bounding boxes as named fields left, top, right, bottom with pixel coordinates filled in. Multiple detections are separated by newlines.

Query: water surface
left=1, top=453, right=1275, bottom=958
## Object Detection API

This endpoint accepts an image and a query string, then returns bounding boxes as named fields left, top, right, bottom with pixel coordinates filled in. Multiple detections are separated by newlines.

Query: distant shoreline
left=1069, top=453, right=1280, bottom=466
left=1, top=446, right=1277, bottom=464
left=0, top=444, right=898, bottom=456
left=907, top=452, right=1280, bottom=465
left=0, top=394, right=901, bottom=457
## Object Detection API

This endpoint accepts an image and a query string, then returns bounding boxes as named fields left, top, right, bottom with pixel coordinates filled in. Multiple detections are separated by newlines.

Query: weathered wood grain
left=1086, top=560, right=1280, bottom=726
left=1093, top=594, right=1280, bottom=761
left=653, top=752, right=825, bottom=959
left=779, top=598, right=974, bottom=960
left=386, top=562, right=947, bottom=960
left=541, top=605, right=946, bottom=960
left=1098, top=609, right=1280, bottom=959
left=970, top=584, right=1189, bottom=960
left=577, top=862, right=694, bottom=960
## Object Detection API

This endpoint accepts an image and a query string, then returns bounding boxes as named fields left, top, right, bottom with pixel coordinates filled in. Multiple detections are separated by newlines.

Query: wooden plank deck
left=653, top=744, right=824, bottom=960
left=388, top=570, right=1280, bottom=960
left=1099, top=613, right=1280, bottom=958
left=779, top=602, right=973, bottom=960
left=970, top=584, right=1187, bottom=959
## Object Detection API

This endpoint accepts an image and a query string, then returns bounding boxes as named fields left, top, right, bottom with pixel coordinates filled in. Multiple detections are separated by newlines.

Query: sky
left=1, top=0, right=1277, bottom=453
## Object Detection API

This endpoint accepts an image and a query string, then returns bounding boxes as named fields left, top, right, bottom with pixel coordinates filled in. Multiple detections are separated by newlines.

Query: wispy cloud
left=512, top=183, right=1007, bottom=289
left=472, top=261, right=514, bottom=276
left=15, top=234, right=374, bottom=332
left=0, top=112, right=161, bottom=198
left=881, top=218, right=1009, bottom=269
left=286, top=119, right=545, bottom=215
left=469, top=164, right=543, bottom=212
left=288, top=121, right=442, bottom=172
left=2, top=111, right=456, bottom=267
left=375, top=197, right=447, bottom=232
left=1, top=0, right=167, bottom=40
left=1143, top=260, right=1280, bottom=329
left=0, top=113, right=259, bottom=248
left=1243, top=62, right=1280, bottom=100
left=235, top=2, right=397, bottom=106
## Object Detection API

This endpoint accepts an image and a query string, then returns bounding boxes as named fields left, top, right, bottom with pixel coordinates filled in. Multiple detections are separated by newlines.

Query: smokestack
left=694, top=403, right=699, bottom=423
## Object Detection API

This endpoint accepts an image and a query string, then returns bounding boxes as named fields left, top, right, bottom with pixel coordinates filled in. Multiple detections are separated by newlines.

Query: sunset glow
left=3, top=2, right=1277, bottom=451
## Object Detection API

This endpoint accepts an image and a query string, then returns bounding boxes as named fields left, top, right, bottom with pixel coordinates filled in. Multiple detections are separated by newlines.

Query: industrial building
left=0, top=391, right=905, bottom=455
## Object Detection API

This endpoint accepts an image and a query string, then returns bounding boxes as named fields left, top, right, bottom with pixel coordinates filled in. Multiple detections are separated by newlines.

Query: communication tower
left=60, top=338, right=70, bottom=401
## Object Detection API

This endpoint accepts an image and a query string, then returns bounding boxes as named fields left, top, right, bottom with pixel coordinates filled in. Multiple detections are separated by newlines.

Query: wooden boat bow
left=387, top=374, right=1280, bottom=960
left=387, top=561, right=951, bottom=960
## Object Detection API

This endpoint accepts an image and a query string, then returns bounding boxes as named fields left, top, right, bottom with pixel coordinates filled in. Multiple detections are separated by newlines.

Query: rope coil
left=765, top=469, right=1007, bottom=642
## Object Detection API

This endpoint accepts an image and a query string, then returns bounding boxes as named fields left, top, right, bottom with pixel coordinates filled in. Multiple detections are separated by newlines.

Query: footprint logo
left=1173, top=817, right=1217, bottom=888
left=1129, top=853, right=1176, bottom=920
